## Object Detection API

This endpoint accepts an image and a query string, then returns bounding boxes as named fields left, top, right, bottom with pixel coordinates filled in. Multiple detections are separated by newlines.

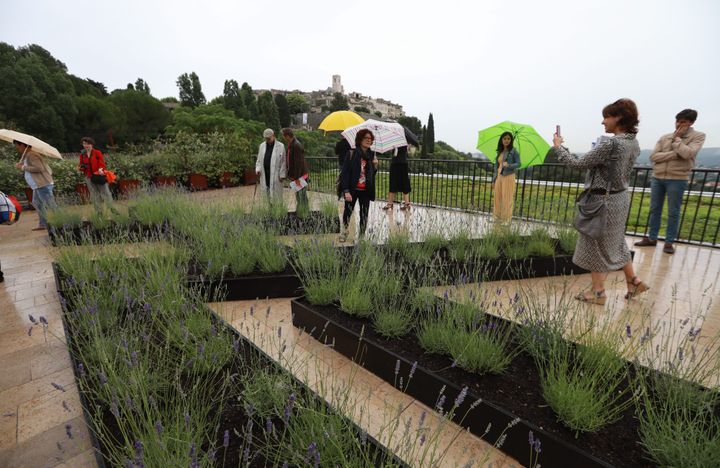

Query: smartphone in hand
left=555, top=125, right=561, bottom=137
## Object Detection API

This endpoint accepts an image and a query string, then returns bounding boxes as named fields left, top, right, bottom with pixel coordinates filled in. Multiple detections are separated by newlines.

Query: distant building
left=256, top=75, right=405, bottom=129
left=332, top=75, right=343, bottom=94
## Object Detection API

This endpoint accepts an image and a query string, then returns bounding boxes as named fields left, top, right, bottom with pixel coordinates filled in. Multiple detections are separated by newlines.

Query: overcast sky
left=4, top=0, right=719, bottom=152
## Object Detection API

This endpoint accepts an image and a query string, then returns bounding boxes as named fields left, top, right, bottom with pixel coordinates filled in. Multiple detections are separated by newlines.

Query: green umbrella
left=476, top=121, right=550, bottom=169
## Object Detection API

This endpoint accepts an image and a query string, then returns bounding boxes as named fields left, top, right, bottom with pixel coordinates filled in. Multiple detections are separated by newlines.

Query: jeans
left=33, top=184, right=57, bottom=227
left=86, top=178, right=117, bottom=214
left=295, top=187, right=308, bottom=212
left=343, top=190, right=371, bottom=235
left=648, top=178, right=688, bottom=244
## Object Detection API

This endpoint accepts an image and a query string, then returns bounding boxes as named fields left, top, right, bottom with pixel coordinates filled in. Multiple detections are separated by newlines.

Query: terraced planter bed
left=54, top=264, right=404, bottom=467
left=47, top=211, right=339, bottom=246
left=291, top=297, right=652, bottom=468
left=186, top=262, right=303, bottom=301
left=47, top=221, right=172, bottom=246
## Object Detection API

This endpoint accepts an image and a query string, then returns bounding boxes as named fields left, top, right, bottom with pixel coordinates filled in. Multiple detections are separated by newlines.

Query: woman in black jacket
left=339, top=129, right=378, bottom=242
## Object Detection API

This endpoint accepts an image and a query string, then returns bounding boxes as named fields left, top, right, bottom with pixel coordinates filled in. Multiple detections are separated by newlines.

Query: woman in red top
left=78, top=137, right=117, bottom=214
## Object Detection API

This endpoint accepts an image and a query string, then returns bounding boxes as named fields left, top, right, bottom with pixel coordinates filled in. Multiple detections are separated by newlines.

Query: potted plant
left=186, top=152, right=209, bottom=191
left=141, top=153, right=180, bottom=187
left=109, top=153, right=144, bottom=196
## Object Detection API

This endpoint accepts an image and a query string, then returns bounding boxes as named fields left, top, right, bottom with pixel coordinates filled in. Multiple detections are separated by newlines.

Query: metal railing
left=306, top=157, right=720, bottom=248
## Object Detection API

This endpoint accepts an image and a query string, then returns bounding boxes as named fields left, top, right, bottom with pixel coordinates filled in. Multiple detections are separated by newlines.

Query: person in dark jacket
left=281, top=128, right=309, bottom=212
left=339, top=129, right=378, bottom=242
left=382, top=145, right=412, bottom=211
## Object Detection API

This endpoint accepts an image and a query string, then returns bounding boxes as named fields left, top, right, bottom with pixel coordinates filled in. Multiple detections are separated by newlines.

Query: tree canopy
left=176, top=72, right=206, bottom=108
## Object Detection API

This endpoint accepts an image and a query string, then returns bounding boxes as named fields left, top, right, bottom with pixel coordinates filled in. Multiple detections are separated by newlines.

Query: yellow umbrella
left=318, top=111, right=364, bottom=132
left=0, top=129, right=63, bottom=159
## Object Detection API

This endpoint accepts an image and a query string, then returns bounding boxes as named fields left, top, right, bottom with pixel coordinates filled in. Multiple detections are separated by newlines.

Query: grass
left=310, top=166, right=719, bottom=244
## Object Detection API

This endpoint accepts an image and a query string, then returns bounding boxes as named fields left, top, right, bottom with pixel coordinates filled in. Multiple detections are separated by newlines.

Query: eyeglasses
left=362, top=136, right=373, bottom=142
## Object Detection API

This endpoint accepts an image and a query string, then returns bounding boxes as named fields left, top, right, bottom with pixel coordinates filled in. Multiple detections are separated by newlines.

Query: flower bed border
left=291, top=298, right=615, bottom=468
left=53, top=268, right=403, bottom=468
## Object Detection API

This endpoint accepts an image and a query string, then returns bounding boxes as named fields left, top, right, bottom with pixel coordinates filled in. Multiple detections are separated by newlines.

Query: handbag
left=91, top=173, right=108, bottom=185
left=573, top=139, right=618, bottom=240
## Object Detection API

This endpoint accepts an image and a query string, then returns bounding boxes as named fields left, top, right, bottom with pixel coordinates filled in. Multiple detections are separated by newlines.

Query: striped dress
left=553, top=134, right=640, bottom=271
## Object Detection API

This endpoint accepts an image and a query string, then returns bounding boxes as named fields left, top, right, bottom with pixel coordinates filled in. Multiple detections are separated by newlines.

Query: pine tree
left=421, top=124, right=428, bottom=158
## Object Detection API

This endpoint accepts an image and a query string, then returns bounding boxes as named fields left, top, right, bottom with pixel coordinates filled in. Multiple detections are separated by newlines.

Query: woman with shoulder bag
left=78, top=137, right=118, bottom=215
left=552, top=98, right=649, bottom=305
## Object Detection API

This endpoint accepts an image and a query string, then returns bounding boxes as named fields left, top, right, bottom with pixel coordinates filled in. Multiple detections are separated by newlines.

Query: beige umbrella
left=0, top=129, right=63, bottom=159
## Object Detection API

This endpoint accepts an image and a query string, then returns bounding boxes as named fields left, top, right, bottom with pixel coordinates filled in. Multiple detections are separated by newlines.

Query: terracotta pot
left=152, top=176, right=177, bottom=187
left=188, top=173, right=209, bottom=191
left=118, top=179, right=141, bottom=196
left=24, top=187, right=34, bottom=209
left=243, top=168, right=258, bottom=186
left=75, top=183, right=90, bottom=203
left=220, top=171, right=238, bottom=188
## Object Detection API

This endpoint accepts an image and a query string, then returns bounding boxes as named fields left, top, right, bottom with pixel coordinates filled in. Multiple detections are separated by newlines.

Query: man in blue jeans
left=635, top=109, right=705, bottom=254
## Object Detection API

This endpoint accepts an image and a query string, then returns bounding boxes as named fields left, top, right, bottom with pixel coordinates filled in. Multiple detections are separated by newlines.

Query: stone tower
left=332, top=75, right=343, bottom=94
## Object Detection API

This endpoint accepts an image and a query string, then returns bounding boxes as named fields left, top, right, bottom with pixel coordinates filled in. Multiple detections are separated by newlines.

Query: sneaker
left=663, top=242, right=675, bottom=254
left=634, top=237, right=657, bottom=247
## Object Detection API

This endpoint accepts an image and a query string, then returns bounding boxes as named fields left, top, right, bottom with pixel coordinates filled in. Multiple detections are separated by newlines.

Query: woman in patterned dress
left=552, top=98, right=649, bottom=305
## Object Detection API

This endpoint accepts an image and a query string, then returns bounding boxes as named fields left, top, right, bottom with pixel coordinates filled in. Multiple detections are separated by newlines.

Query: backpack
left=0, top=191, right=22, bottom=225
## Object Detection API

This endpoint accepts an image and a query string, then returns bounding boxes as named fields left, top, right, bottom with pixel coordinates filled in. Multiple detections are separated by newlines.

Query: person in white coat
left=255, top=129, right=287, bottom=199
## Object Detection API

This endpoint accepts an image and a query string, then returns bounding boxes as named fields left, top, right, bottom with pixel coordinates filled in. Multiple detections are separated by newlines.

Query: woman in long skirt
left=492, top=132, right=521, bottom=222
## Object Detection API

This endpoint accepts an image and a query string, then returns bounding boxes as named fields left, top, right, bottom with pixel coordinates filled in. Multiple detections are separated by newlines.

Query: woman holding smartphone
left=552, top=98, right=649, bottom=304
left=492, top=131, right=521, bottom=222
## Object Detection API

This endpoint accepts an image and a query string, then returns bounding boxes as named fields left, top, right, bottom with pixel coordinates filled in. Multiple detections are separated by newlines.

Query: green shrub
left=448, top=330, right=513, bottom=374
left=374, top=310, right=412, bottom=338
left=558, top=227, right=578, bottom=254
left=528, top=239, right=555, bottom=257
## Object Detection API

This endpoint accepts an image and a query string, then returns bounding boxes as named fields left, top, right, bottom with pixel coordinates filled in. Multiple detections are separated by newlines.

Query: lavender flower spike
left=534, top=438, right=542, bottom=453
left=39, top=316, right=48, bottom=325
left=626, top=324, right=632, bottom=338
left=223, top=429, right=230, bottom=448
left=65, top=423, right=73, bottom=439
left=28, top=314, right=38, bottom=324
left=51, top=382, right=66, bottom=392
left=454, top=386, right=468, bottom=408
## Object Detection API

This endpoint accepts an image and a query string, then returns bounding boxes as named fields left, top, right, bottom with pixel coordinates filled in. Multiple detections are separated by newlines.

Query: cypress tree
left=427, top=113, right=435, bottom=154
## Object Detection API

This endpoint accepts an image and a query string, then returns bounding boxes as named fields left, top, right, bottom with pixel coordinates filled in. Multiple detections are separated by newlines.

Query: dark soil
left=298, top=298, right=655, bottom=468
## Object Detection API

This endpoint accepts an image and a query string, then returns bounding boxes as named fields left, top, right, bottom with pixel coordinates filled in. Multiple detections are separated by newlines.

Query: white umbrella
left=0, top=129, right=63, bottom=159
left=341, top=119, right=408, bottom=154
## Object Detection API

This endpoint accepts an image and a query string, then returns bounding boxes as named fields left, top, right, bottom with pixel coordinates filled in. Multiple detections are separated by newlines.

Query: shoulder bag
left=573, top=139, right=618, bottom=240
